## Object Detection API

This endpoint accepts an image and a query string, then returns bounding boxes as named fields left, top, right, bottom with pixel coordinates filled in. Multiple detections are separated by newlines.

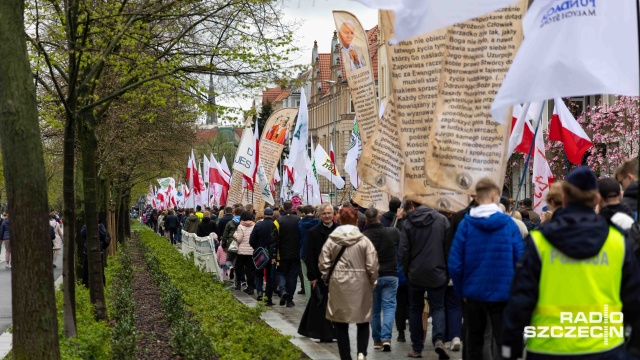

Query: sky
left=214, top=0, right=378, bottom=123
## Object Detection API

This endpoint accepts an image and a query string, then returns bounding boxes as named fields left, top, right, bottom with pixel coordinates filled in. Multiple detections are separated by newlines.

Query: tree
left=29, top=0, right=299, bottom=325
left=0, top=0, right=60, bottom=358
left=257, top=100, right=273, bottom=137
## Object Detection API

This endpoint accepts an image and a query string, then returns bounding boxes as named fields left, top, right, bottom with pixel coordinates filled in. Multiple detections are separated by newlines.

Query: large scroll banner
left=333, top=11, right=378, bottom=144
left=425, top=2, right=526, bottom=192
left=334, top=11, right=388, bottom=211
left=357, top=98, right=404, bottom=198
left=379, top=12, right=467, bottom=212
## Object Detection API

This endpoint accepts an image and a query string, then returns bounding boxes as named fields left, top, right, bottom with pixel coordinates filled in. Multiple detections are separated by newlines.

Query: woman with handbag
left=320, top=207, right=379, bottom=360
left=233, top=211, right=256, bottom=295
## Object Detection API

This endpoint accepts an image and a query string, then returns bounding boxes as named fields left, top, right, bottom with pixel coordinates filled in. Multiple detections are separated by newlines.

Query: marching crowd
left=0, top=211, right=63, bottom=270
left=143, top=160, right=640, bottom=360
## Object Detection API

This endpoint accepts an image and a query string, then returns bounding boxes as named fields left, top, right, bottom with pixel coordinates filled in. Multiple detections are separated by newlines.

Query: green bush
left=136, top=227, right=302, bottom=360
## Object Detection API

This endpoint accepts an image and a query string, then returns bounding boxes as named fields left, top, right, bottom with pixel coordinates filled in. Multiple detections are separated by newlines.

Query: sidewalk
left=230, top=285, right=463, bottom=360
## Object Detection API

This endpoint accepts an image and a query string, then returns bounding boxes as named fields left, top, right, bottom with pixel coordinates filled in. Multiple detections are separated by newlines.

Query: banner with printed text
left=424, top=1, right=526, bottom=193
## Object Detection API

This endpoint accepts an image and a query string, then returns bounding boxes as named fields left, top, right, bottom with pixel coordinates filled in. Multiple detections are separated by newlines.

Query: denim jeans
left=445, top=285, right=462, bottom=341
left=371, top=276, right=398, bottom=342
left=409, top=282, right=447, bottom=352
left=277, top=259, right=301, bottom=301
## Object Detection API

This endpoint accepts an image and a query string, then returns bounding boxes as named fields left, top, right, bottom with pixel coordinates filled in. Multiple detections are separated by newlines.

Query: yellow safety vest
left=527, top=228, right=625, bottom=355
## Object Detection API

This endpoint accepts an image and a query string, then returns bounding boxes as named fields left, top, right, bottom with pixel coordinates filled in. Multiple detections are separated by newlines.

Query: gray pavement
left=0, top=243, right=63, bottom=334
left=231, top=284, right=464, bottom=360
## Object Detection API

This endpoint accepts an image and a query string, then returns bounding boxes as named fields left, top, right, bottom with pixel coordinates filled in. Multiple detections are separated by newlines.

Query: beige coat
left=319, top=225, right=378, bottom=324
left=49, top=219, right=63, bottom=250
left=233, top=220, right=255, bottom=256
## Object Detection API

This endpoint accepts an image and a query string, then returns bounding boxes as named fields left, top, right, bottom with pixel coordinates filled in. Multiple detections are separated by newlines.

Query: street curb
left=0, top=274, right=63, bottom=359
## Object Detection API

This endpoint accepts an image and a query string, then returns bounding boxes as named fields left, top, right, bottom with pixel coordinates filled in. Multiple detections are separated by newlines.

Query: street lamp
left=324, top=80, right=338, bottom=206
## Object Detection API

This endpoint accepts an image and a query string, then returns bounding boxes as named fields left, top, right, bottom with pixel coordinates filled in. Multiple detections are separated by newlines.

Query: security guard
left=501, top=166, right=640, bottom=359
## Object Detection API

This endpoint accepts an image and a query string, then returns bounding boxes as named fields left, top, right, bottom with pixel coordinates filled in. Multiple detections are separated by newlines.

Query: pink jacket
left=216, top=244, right=227, bottom=265
left=233, top=220, right=255, bottom=255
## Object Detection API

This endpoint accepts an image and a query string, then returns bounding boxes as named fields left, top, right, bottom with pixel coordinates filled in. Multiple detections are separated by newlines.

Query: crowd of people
left=142, top=160, right=640, bottom=360
left=0, top=211, right=63, bottom=270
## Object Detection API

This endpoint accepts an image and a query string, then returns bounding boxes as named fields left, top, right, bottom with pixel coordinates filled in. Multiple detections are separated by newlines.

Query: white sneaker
left=357, top=353, right=366, bottom=360
left=5, top=263, right=10, bottom=269
left=451, top=337, right=461, bottom=351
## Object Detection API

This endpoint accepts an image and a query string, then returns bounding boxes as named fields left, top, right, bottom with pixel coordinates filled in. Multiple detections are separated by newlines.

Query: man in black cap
left=502, top=166, right=640, bottom=359
left=598, top=177, right=634, bottom=231
left=522, top=198, right=541, bottom=225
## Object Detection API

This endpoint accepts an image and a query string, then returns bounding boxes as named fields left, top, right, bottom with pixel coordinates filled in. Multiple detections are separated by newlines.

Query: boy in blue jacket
left=448, top=177, right=523, bottom=359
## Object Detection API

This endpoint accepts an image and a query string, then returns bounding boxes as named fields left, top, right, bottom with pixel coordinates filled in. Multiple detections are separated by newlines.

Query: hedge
left=134, top=225, right=302, bottom=360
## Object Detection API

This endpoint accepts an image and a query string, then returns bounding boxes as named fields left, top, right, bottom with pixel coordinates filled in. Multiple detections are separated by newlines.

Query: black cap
left=264, top=208, right=274, bottom=215
left=566, top=165, right=597, bottom=191
left=598, top=177, right=621, bottom=199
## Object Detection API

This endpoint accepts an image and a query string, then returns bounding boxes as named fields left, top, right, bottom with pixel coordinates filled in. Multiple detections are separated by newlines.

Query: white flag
left=344, top=117, right=362, bottom=188
left=232, top=124, right=258, bottom=190
left=157, top=177, right=176, bottom=190
left=492, top=0, right=638, bottom=123
left=257, top=161, right=275, bottom=205
left=355, top=0, right=519, bottom=43
left=286, top=88, right=309, bottom=182
left=203, top=154, right=210, bottom=184
left=532, top=119, right=555, bottom=215
left=314, top=144, right=346, bottom=189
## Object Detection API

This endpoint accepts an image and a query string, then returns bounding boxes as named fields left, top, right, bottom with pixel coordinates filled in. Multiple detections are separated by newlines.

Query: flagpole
left=512, top=107, right=544, bottom=217
left=636, top=0, right=640, bottom=217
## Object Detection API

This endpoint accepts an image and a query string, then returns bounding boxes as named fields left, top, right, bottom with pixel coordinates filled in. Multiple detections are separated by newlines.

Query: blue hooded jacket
left=448, top=210, right=523, bottom=302
left=0, top=218, right=9, bottom=240
left=298, top=216, right=320, bottom=259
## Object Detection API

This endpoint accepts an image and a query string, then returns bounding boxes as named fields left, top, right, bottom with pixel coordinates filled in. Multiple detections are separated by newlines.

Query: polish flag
left=209, top=154, right=230, bottom=206
left=549, top=99, right=593, bottom=165
left=508, top=104, right=536, bottom=157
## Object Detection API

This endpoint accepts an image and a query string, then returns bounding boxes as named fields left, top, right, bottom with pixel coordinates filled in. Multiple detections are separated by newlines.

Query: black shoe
left=244, top=288, right=254, bottom=295
left=53, top=264, right=57, bottom=268
left=256, top=293, right=263, bottom=300
left=397, top=331, right=406, bottom=343
left=297, top=290, right=305, bottom=295
left=279, top=295, right=287, bottom=306
left=229, top=268, right=235, bottom=280
left=265, top=300, right=274, bottom=307
left=318, top=339, right=333, bottom=343
left=234, top=284, right=241, bottom=291
left=286, top=301, right=295, bottom=307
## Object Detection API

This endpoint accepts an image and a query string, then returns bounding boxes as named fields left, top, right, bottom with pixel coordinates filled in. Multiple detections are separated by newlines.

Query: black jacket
left=600, top=202, right=634, bottom=225
left=445, top=201, right=476, bottom=256
left=502, top=205, right=640, bottom=359
left=399, top=206, right=450, bottom=288
left=272, top=211, right=300, bottom=260
left=621, top=181, right=638, bottom=214
left=305, top=222, right=338, bottom=281
left=196, top=217, right=217, bottom=237
left=363, top=223, right=399, bottom=277
left=163, top=214, right=180, bottom=231
left=250, top=218, right=276, bottom=250
left=216, top=214, right=233, bottom=241
left=380, top=211, right=396, bottom=228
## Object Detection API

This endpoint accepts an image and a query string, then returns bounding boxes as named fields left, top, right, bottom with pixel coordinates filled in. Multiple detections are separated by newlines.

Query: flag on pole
left=532, top=121, right=555, bottom=215
left=344, top=117, right=362, bottom=188
left=355, top=0, right=519, bottom=43
left=233, top=124, right=258, bottom=191
left=203, top=154, right=210, bottom=184
left=286, top=88, right=309, bottom=182
left=314, top=144, right=346, bottom=189
left=549, top=99, right=593, bottom=165
left=492, top=0, right=638, bottom=124
left=508, top=104, right=536, bottom=157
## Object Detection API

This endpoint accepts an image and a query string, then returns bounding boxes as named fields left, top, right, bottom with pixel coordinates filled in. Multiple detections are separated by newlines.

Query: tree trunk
left=80, top=110, right=107, bottom=321
left=0, top=0, right=61, bottom=358
left=62, top=110, right=77, bottom=337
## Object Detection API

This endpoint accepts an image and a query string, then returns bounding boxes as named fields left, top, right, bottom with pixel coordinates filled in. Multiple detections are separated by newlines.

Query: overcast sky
left=215, top=0, right=377, bottom=122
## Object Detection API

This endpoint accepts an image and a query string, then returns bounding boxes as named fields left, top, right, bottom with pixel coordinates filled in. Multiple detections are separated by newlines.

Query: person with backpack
left=250, top=207, right=277, bottom=305
left=80, top=220, right=111, bottom=287
left=234, top=211, right=256, bottom=295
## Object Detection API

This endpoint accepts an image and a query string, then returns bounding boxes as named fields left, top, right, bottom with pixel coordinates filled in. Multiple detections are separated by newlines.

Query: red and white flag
left=209, top=153, right=230, bottom=206
left=549, top=99, right=593, bottom=165
left=533, top=121, right=555, bottom=215
left=508, top=103, right=540, bottom=158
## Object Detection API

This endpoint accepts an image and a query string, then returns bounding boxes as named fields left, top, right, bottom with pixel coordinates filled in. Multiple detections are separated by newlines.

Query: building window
left=350, top=95, right=355, bottom=113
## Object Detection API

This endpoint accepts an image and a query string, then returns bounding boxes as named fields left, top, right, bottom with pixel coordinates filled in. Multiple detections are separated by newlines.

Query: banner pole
left=512, top=107, right=544, bottom=216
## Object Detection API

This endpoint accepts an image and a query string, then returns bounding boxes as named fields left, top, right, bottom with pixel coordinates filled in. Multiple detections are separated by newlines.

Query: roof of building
left=195, top=127, right=242, bottom=143
left=262, top=86, right=287, bottom=104
left=318, top=53, right=332, bottom=96
left=274, top=89, right=291, bottom=102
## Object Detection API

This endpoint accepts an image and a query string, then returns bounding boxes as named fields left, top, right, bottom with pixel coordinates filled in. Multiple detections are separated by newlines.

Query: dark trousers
left=334, top=322, right=369, bottom=360
left=277, top=259, right=300, bottom=301
left=409, top=282, right=447, bottom=352
left=168, top=229, right=176, bottom=245
left=445, top=286, right=462, bottom=341
left=235, top=255, right=255, bottom=290
left=298, top=263, right=306, bottom=293
left=464, top=300, right=506, bottom=360
left=395, top=284, right=409, bottom=332
left=255, top=262, right=274, bottom=299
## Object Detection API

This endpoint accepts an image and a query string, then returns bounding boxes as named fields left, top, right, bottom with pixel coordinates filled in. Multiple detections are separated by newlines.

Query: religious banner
left=333, top=11, right=379, bottom=143
left=424, top=1, right=527, bottom=193
left=261, top=108, right=298, bottom=184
